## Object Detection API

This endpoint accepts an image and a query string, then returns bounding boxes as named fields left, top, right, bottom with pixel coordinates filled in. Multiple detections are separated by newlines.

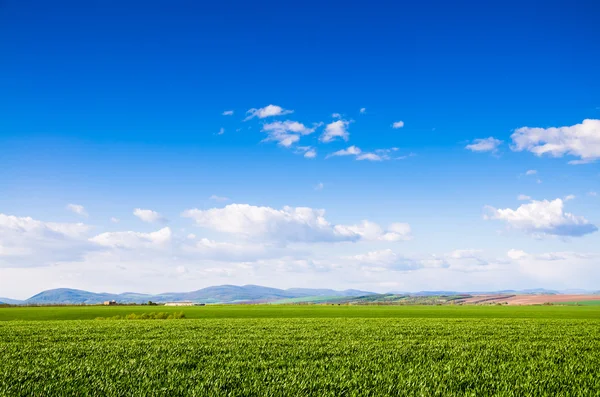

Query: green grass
left=2, top=306, right=600, bottom=395
left=558, top=300, right=600, bottom=306
left=2, top=317, right=600, bottom=396
left=1, top=304, right=600, bottom=321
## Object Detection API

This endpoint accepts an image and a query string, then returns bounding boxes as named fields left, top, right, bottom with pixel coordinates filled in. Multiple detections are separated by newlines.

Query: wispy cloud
left=222, top=110, right=234, bottom=116
left=327, top=146, right=401, bottom=162
left=261, top=121, right=320, bottom=147
left=359, top=108, right=366, bottom=114
left=66, top=204, right=88, bottom=217
left=209, top=195, right=230, bottom=202
left=465, top=137, right=502, bottom=153
left=244, top=105, right=293, bottom=121
left=392, top=121, right=404, bottom=129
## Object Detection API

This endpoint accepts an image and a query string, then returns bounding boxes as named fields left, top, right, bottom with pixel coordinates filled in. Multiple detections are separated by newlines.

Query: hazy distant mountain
left=9, top=285, right=596, bottom=305
left=16, top=285, right=378, bottom=305
left=286, top=288, right=373, bottom=297
left=0, top=297, right=24, bottom=305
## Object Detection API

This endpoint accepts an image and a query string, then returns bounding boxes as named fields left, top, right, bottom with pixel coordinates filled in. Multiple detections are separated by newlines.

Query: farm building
left=103, top=300, right=117, bottom=306
left=164, top=301, right=196, bottom=307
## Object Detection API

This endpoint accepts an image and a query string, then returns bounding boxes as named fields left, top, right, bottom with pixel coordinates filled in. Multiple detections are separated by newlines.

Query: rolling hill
left=16, top=285, right=377, bottom=305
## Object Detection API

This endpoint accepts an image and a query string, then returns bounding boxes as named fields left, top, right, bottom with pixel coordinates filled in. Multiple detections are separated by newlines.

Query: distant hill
left=7, top=286, right=597, bottom=306
left=0, top=297, right=24, bottom=305
left=16, top=285, right=378, bottom=305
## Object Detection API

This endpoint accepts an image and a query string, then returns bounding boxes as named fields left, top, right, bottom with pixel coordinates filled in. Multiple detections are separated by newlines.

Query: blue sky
left=1, top=0, right=599, bottom=298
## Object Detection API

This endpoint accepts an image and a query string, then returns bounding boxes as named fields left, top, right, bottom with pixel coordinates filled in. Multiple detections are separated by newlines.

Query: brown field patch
left=454, top=294, right=600, bottom=305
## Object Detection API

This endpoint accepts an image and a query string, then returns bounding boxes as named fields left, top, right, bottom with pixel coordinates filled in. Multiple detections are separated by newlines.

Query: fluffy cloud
left=90, top=227, right=172, bottom=249
left=66, top=204, right=88, bottom=217
left=133, top=208, right=167, bottom=223
left=244, top=105, right=293, bottom=121
left=392, top=121, right=404, bottom=129
left=320, top=120, right=351, bottom=143
left=360, top=108, right=366, bottom=114
left=465, top=137, right=502, bottom=153
left=218, top=127, right=225, bottom=135
left=517, top=194, right=531, bottom=201
left=485, top=198, right=597, bottom=237
left=525, top=169, right=537, bottom=176
left=110, top=217, right=120, bottom=223
left=222, top=110, right=234, bottom=116
left=511, top=119, right=600, bottom=164
left=0, top=213, right=94, bottom=267
left=181, top=204, right=410, bottom=243
left=261, top=121, right=319, bottom=147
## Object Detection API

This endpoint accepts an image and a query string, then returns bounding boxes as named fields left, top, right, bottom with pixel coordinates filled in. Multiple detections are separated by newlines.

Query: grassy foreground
left=2, top=304, right=600, bottom=321
left=2, top=306, right=600, bottom=396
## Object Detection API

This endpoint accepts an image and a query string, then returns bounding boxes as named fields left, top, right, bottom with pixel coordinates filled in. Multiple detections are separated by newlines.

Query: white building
left=164, top=301, right=195, bottom=306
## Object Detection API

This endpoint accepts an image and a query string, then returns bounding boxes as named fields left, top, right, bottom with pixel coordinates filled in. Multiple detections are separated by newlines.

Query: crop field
left=1, top=306, right=600, bottom=396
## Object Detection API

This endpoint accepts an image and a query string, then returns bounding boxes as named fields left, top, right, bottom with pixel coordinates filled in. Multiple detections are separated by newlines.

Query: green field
left=1, top=306, right=600, bottom=396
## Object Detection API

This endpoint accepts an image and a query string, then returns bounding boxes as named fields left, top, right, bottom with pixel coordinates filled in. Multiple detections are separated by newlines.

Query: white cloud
left=133, top=208, right=167, bottom=223
left=244, top=105, right=293, bottom=121
left=465, top=137, right=502, bottom=153
left=110, top=217, right=120, bottom=223
left=327, top=146, right=362, bottom=158
left=0, top=213, right=93, bottom=267
left=525, top=170, right=537, bottom=176
left=511, top=119, right=600, bottom=164
left=66, top=204, right=88, bottom=217
left=348, top=248, right=491, bottom=273
left=588, top=192, right=597, bottom=197
left=564, top=194, right=576, bottom=201
left=91, top=227, right=172, bottom=249
left=320, top=120, right=351, bottom=143
left=304, top=148, right=316, bottom=158
left=517, top=194, right=531, bottom=201
left=222, top=110, right=234, bottom=116
left=314, top=182, right=324, bottom=191
left=392, top=121, right=404, bottom=129
left=349, top=249, right=423, bottom=271
left=327, top=146, right=400, bottom=162
left=209, top=195, right=230, bottom=202
left=356, top=153, right=382, bottom=161
left=261, top=120, right=319, bottom=147
left=335, top=221, right=412, bottom=242
left=332, top=113, right=342, bottom=119
left=485, top=198, right=597, bottom=237
left=295, top=146, right=317, bottom=158
left=218, top=127, right=225, bottom=135
left=181, top=204, right=410, bottom=244
left=360, top=108, right=366, bottom=114
left=506, top=249, right=600, bottom=286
